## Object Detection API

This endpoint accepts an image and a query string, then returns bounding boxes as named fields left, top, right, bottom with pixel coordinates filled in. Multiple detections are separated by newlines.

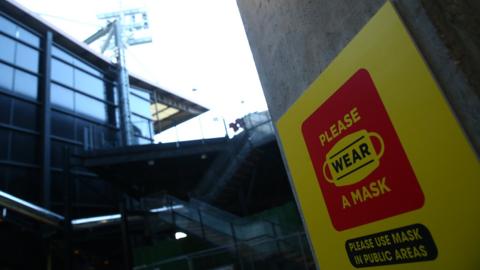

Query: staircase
left=142, top=195, right=276, bottom=248
left=137, top=194, right=315, bottom=270
left=134, top=113, right=315, bottom=269
left=194, top=112, right=276, bottom=207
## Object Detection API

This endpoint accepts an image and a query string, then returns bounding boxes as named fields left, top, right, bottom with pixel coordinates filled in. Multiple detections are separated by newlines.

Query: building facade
left=0, top=0, right=206, bottom=220
left=0, top=2, right=310, bottom=270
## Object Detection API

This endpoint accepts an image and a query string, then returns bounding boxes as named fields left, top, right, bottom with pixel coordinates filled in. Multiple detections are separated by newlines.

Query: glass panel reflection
left=52, top=59, right=74, bottom=87
left=15, top=43, right=39, bottom=72
left=52, top=46, right=74, bottom=64
left=13, top=70, right=37, bottom=99
left=16, top=27, right=40, bottom=47
left=51, top=83, right=74, bottom=110
left=130, top=94, right=151, bottom=118
left=0, top=16, right=17, bottom=36
left=130, top=87, right=150, bottom=100
left=75, top=93, right=106, bottom=122
left=131, top=114, right=151, bottom=138
left=0, top=63, right=14, bottom=90
left=74, top=60, right=101, bottom=77
left=74, top=69, right=105, bottom=99
left=0, top=35, right=15, bottom=63
left=0, top=16, right=39, bottom=47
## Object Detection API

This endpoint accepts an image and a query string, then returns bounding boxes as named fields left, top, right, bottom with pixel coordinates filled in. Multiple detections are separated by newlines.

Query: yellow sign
left=277, top=1, right=480, bottom=269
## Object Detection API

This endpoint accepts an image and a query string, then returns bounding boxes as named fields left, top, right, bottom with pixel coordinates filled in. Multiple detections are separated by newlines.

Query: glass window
left=131, top=114, right=151, bottom=138
left=129, top=94, right=151, bottom=118
left=12, top=99, right=38, bottom=131
left=0, top=129, right=8, bottom=160
left=51, top=111, right=74, bottom=139
left=75, top=93, right=106, bottom=122
left=8, top=167, right=41, bottom=204
left=74, top=59, right=101, bottom=77
left=0, top=16, right=17, bottom=36
left=16, top=27, right=40, bottom=47
left=52, top=46, right=74, bottom=64
left=0, top=166, right=7, bottom=190
left=104, top=129, right=118, bottom=147
left=13, top=70, right=38, bottom=99
left=51, top=83, right=74, bottom=110
left=50, top=141, right=66, bottom=168
left=0, top=94, right=11, bottom=124
left=53, top=46, right=102, bottom=76
left=76, top=118, right=91, bottom=144
left=51, top=59, right=74, bottom=87
left=130, top=87, right=151, bottom=100
left=113, top=86, right=118, bottom=105
left=15, top=43, right=39, bottom=72
left=0, top=35, right=15, bottom=63
left=0, top=63, right=14, bottom=90
left=11, top=132, right=38, bottom=164
left=115, top=108, right=120, bottom=128
left=93, top=125, right=108, bottom=148
left=74, top=69, right=104, bottom=99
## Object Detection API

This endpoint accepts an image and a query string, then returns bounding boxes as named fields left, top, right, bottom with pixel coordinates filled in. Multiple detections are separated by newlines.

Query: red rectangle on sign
left=302, top=69, right=424, bottom=231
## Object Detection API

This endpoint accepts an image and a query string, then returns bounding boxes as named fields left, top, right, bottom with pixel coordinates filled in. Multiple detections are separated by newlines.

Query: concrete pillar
left=235, top=0, right=480, bottom=153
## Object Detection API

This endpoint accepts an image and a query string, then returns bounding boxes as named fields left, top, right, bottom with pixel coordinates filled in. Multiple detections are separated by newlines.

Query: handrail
left=133, top=232, right=309, bottom=270
left=155, top=194, right=299, bottom=245
left=0, top=189, right=64, bottom=227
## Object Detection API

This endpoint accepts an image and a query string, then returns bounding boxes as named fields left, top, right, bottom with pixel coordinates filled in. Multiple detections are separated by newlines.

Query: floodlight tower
left=85, top=9, right=152, bottom=145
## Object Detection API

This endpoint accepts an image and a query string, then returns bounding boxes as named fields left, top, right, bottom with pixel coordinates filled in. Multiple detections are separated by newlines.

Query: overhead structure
left=84, top=8, right=154, bottom=145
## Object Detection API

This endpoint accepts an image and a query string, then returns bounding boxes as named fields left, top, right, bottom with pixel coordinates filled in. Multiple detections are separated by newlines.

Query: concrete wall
left=236, top=0, right=480, bottom=153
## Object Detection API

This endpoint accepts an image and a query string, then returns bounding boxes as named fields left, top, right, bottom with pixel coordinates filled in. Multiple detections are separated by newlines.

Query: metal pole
left=230, top=223, right=244, bottom=270
left=63, top=147, right=73, bottom=270
left=120, top=195, right=133, bottom=270
left=197, top=209, right=206, bottom=240
left=271, top=222, right=281, bottom=254
left=114, top=18, right=134, bottom=146
left=187, top=257, right=194, bottom=270
left=169, top=197, right=176, bottom=226
left=222, top=117, right=229, bottom=138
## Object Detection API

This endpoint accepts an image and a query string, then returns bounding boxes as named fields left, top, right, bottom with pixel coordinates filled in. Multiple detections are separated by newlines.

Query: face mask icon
left=322, top=129, right=384, bottom=186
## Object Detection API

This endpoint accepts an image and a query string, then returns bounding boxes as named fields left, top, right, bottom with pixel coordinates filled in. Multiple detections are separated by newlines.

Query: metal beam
left=41, top=31, right=53, bottom=208
left=84, top=22, right=114, bottom=45
left=100, top=26, right=115, bottom=53
left=120, top=195, right=133, bottom=270
left=115, top=19, right=134, bottom=145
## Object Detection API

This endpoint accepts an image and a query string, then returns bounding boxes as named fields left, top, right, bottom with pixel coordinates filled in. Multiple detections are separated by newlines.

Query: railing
left=144, top=194, right=287, bottom=242
left=0, top=189, right=64, bottom=228
left=133, top=232, right=314, bottom=270
left=141, top=193, right=307, bottom=269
